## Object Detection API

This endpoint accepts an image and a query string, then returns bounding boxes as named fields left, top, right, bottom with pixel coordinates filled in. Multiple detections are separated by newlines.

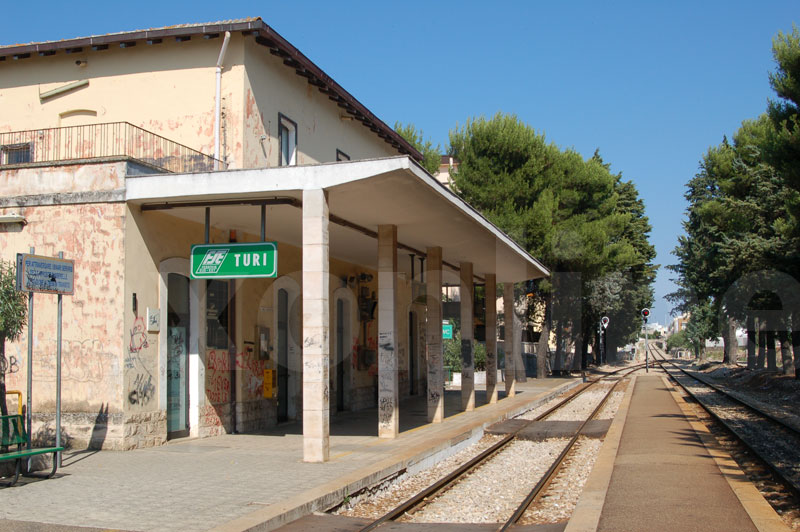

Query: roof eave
left=0, top=19, right=423, bottom=162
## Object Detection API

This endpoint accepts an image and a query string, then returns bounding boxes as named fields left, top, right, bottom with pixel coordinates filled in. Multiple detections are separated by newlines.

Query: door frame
left=332, top=286, right=357, bottom=412
left=272, top=275, right=300, bottom=421
left=159, top=257, right=201, bottom=439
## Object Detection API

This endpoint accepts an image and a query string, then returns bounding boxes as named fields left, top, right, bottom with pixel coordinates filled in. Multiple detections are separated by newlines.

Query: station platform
left=567, top=373, right=789, bottom=532
left=0, top=377, right=577, bottom=532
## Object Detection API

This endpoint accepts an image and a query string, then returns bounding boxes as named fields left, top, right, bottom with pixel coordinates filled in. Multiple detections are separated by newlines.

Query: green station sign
left=190, top=242, right=278, bottom=279
left=442, top=321, right=454, bottom=340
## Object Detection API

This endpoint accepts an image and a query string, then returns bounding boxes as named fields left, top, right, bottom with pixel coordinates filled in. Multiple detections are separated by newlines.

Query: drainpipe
left=214, top=31, right=231, bottom=170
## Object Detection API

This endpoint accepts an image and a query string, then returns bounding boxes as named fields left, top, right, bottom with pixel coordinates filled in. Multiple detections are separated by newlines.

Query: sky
left=3, top=1, right=797, bottom=326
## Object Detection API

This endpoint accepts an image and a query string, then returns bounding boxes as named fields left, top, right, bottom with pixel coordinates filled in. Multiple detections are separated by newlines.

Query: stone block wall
left=123, top=411, right=167, bottom=450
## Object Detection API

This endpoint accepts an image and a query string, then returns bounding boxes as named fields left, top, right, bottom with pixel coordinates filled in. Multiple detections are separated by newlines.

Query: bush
left=443, top=330, right=487, bottom=371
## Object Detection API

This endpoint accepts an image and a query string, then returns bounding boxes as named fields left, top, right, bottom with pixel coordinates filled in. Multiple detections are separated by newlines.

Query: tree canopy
left=394, top=122, right=441, bottom=175
left=449, top=113, right=656, bottom=370
left=0, top=260, right=27, bottom=416
left=669, top=25, right=800, bottom=370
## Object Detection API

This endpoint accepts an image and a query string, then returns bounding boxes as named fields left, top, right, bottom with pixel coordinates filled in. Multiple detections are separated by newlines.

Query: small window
left=336, top=149, right=350, bottom=162
left=206, top=280, right=230, bottom=349
left=278, top=114, right=297, bottom=166
left=2, top=143, right=32, bottom=164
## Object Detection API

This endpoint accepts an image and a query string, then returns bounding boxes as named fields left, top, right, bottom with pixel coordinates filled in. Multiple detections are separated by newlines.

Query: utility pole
left=600, top=316, right=609, bottom=365
left=642, top=308, right=650, bottom=372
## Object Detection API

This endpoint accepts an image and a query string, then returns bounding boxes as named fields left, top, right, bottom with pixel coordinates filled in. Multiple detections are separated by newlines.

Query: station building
left=0, top=18, right=548, bottom=461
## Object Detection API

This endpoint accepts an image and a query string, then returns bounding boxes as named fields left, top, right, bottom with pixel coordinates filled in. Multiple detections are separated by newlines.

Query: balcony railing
left=0, top=122, right=224, bottom=173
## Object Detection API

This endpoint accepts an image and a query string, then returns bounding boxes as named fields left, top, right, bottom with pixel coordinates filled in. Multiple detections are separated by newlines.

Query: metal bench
left=1, top=414, right=63, bottom=486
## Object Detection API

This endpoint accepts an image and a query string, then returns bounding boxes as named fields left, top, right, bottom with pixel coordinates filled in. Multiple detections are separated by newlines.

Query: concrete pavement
left=0, top=378, right=576, bottom=532
left=569, top=373, right=788, bottom=532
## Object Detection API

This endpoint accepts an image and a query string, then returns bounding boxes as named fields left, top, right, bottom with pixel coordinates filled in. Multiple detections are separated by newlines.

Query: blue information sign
left=16, top=253, right=75, bottom=295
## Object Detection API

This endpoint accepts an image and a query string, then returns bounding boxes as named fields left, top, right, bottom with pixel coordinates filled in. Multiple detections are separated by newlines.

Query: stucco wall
left=241, top=39, right=400, bottom=169
left=1, top=33, right=404, bottom=173
left=0, top=37, right=243, bottom=167
left=124, top=205, right=406, bottom=442
left=0, top=194, right=125, bottom=449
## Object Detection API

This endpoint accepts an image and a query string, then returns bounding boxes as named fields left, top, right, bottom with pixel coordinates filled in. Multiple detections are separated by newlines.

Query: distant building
left=434, top=155, right=459, bottom=188
left=668, top=314, right=689, bottom=336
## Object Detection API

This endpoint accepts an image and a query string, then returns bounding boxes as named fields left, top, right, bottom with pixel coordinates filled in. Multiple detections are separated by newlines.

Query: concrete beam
left=302, top=188, right=330, bottom=462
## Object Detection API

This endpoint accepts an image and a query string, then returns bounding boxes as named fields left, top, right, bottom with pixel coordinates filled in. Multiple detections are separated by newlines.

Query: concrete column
left=378, top=225, right=399, bottom=438
left=302, top=188, right=330, bottom=462
left=503, top=283, right=516, bottom=397
left=426, top=247, right=444, bottom=423
left=485, top=274, right=498, bottom=404
left=460, top=262, right=475, bottom=411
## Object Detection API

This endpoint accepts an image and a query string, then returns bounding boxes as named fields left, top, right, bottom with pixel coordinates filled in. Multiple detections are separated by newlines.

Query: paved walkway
left=0, top=378, right=575, bottom=532
left=586, top=374, right=784, bottom=532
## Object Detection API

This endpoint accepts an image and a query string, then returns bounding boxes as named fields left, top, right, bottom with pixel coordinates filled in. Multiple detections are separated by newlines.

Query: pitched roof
left=0, top=18, right=422, bottom=161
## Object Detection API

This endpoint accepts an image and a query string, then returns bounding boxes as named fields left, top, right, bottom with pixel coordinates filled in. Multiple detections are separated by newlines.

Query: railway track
left=350, top=363, right=643, bottom=530
left=651, top=346, right=800, bottom=525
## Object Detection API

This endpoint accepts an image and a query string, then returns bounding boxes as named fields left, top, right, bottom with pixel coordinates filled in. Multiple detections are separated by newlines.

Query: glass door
left=277, top=289, right=289, bottom=422
left=336, top=299, right=345, bottom=412
left=167, top=273, right=190, bottom=439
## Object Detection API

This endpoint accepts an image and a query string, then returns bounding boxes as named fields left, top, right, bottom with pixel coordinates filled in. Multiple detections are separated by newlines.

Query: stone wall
left=122, top=411, right=167, bottom=450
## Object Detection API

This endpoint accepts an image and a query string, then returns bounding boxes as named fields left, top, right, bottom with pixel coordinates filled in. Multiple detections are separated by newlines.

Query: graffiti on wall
left=31, top=338, right=117, bottom=383
left=0, top=354, right=19, bottom=375
left=128, top=373, right=155, bottom=405
left=125, top=316, right=149, bottom=371
left=205, top=349, right=267, bottom=402
left=207, top=374, right=231, bottom=404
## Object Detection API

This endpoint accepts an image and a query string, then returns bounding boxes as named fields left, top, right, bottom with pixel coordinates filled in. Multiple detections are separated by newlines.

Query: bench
left=1, top=414, right=63, bottom=486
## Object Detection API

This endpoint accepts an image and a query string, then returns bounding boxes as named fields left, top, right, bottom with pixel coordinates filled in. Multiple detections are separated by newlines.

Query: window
left=2, top=143, right=32, bottom=165
left=278, top=114, right=297, bottom=166
left=336, top=149, right=350, bottom=162
left=206, top=280, right=230, bottom=349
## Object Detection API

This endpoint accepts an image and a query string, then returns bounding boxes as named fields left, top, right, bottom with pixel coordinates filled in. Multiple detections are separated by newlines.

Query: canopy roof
left=126, top=156, right=549, bottom=283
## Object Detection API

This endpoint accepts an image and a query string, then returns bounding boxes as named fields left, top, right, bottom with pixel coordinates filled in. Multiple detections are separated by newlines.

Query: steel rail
left=497, top=364, right=641, bottom=531
left=356, top=363, right=644, bottom=531
left=651, top=346, right=800, bottom=499
left=650, top=347, right=800, bottom=438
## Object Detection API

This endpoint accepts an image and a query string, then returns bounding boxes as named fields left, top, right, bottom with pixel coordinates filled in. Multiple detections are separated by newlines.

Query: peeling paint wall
left=0, top=163, right=125, bottom=198
left=241, top=39, right=402, bottom=169
left=1, top=33, right=405, bottom=174
left=124, top=203, right=415, bottom=442
left=0, top=38, right=243, bottom=166
left=0, top=164, right=125, bottom=450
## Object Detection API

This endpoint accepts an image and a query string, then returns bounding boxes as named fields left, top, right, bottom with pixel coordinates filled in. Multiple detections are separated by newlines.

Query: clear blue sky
left=4, top=1, right=797, bottom=326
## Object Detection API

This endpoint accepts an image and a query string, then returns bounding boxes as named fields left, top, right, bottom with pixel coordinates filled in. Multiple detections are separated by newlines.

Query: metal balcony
left=0, top=121, right=223, bottom=173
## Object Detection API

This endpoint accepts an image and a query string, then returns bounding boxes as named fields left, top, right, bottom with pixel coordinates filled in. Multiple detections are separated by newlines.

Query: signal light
left=641, top=308, right=650, bottom=322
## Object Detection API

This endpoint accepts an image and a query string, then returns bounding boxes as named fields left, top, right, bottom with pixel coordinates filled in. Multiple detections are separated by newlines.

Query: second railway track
left=335, top=363, right=644, bottom=530
left=652, top=346, right=800, bottom=528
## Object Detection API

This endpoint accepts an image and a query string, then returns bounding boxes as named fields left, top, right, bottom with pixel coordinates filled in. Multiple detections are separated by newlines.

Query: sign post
left=16, top=251, right=74, bottom=469
left=190, top=242, right=278, bottom=279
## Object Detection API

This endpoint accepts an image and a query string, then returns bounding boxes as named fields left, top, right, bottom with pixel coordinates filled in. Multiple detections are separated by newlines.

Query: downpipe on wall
left=214, top=31, right=231, bottom=170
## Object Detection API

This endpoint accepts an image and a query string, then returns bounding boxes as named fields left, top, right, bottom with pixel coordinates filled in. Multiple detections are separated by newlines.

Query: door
left=277, top=289, right=289, bottom=422
left=167, top=273, right=190, bottom=439
left=336, top=299, right=345, bottom=412
left=409, top=312, right=417, bottom=395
